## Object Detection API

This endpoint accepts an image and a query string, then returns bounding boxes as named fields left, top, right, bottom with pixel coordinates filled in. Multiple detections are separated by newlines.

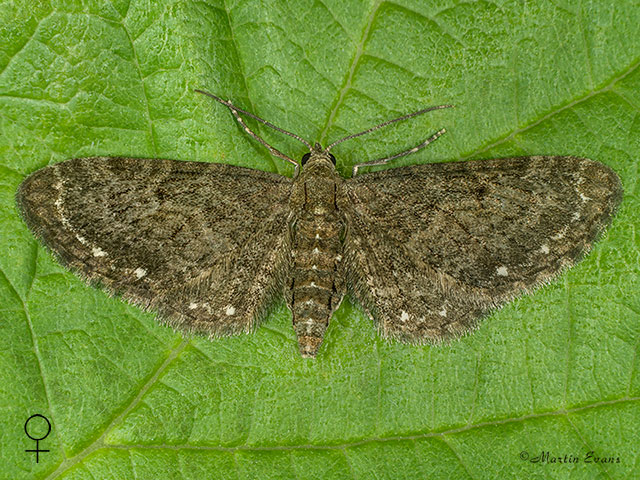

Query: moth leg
left=195, top=89, right=310, bottom=176
left=227, top=103, right=300, bottom=175
left=352, top=128, right=447, bottom=177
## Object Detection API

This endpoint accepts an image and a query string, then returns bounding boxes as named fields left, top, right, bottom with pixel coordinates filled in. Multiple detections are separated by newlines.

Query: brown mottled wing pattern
left=17, top=157, right=293, bottom=336
left=341, top=156, right=622, bottom=343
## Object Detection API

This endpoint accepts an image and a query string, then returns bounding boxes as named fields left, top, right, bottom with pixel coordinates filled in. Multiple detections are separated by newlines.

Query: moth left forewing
left=17, top=157, right=294, bottom=337
left=341, top=156, right=621, bottom=343
left=157, top=210, right=293, bottom=337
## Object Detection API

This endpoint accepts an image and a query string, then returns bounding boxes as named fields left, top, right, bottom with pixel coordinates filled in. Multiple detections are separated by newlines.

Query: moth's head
left=300, top=142, right=336, bottom=171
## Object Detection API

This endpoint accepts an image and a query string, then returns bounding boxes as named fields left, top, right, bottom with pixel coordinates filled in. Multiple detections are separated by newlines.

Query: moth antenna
left=352, top=128, right=447, bottom=177
left=195, top=89, right=313, bottom=159
left=229, top=103, right=300, bottom=175
left=325, top=104, right=453, bottom=152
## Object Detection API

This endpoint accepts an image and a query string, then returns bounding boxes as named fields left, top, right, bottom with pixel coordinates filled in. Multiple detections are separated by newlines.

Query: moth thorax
left=304, top=176, right=337, bottom=210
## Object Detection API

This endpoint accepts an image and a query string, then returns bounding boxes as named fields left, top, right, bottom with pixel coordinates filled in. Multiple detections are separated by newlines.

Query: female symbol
left=24, top=414, right=51, bottom=463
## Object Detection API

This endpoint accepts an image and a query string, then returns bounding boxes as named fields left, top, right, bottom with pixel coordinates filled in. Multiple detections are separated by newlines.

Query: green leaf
left=1, top=0, right=638, bottom=478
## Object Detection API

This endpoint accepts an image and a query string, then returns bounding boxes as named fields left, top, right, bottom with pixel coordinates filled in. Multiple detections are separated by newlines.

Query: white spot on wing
left=225, top=305, right=236, bottom=316
left=54, top=180, right=112, bottom=256
left=54, top=193, right=74, bottom=231
left=134, top=267, right=147, bottom=279
left=496, top=266, right=508, bottom=276
left=400, top=311, right=409, bottom=322
left=315, top=233, right=321, bottom=240
left=579, top=193, right=591, bottom=202
left=312, top=247, right=320, bottom=254
left=305, top=318, right=314, bottom=334
left=189, top=302, right=198, bottom=310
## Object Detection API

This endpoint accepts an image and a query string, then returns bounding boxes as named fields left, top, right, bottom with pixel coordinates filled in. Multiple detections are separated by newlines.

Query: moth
left=16, top=90, right=622, bottom=357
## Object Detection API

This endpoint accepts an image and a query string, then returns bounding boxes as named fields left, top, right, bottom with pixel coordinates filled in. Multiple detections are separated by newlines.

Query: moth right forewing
left=340, top=155, right=622, bottom=343
left=341, top=210, right=486, bottom=343
left=344, top=156, right=621, bottom=297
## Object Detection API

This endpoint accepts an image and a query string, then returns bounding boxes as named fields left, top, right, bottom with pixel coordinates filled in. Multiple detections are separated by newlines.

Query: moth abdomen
left=289, top=210, right=345, bottom=357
